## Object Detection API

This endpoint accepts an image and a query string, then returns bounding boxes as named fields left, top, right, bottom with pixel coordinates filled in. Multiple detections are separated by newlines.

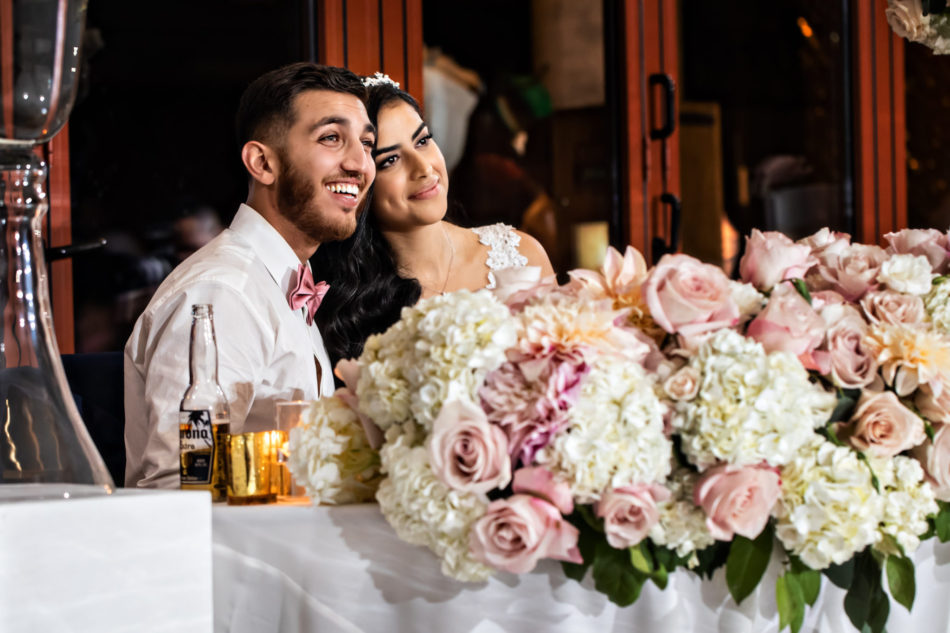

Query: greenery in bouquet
left=887, top=0, right=950, bottom=54
left=291, top=223, right=950, bottom=633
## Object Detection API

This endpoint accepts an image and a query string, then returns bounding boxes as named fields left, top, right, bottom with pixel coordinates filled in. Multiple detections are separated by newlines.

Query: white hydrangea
left=925, top=277, right=950, bottom=334
left=356, top=290, right=517, bottom=434
left=287, top=396, right=381, bottom=504
left=376, top=427, right=493, bottom=582
left=774, top=436, right=883, bottom=570
left=673, top=329, right=836, bottom=470
left=649, top=468, right=715, bottom=566
left=535, top=355, right=672, bottom=503
left=878, top=253, right=935, bottom=295
left=871, top=455, right=939, bottom=556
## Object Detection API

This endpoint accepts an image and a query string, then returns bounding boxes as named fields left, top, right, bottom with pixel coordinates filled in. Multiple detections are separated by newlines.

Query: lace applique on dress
left=471, top=223, right=529, bottom=289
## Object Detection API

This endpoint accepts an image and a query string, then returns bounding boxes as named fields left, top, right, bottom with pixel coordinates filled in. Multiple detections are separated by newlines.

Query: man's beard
left=275, top=154, right=357, bottom=244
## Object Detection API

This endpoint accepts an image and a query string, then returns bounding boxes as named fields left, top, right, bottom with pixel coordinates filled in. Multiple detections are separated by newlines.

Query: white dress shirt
left=124, top=204, right=335, bottom=489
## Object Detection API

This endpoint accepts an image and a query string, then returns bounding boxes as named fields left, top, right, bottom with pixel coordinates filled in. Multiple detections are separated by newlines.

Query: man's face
left=274, top=90, right=376, bottom=243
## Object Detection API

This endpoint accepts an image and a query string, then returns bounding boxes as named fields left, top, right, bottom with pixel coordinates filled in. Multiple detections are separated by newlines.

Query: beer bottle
left=179, top=304, right=229, bottom=501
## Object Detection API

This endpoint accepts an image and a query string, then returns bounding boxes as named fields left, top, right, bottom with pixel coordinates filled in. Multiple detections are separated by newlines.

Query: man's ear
left=241, top=140, right=278, bottom=186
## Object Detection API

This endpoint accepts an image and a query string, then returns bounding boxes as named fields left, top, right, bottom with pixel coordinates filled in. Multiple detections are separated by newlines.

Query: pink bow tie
left=287, top=264, right=329, bottom=325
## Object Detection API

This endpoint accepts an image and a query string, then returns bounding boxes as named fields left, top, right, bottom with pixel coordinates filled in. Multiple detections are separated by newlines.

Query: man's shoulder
left=145, top=230, right=264, bottom=314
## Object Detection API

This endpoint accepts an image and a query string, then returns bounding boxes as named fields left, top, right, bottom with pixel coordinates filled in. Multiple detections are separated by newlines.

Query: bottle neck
left=189, top=312, right=219, bottom=386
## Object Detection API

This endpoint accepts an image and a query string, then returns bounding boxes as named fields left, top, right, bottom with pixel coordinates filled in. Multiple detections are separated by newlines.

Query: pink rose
left=916, top=376, right=950, bottom=423
left=912, top=423, right=950, bottom=501
left=595, top=483, right=670, bottom=548
left=513, top=466, right=574, bottom=514
left=817, top=244, right=888, bottom=301
left=819, top=303, right=878, bottom=389
left=739, top=229, right=817, bottom=291
left=746, top=281, right=825, bottom=358
left=798, top=228, right=851, bottom=259
left=885, top=228, right=950, bottom=274
left=694, top=463, right=780, bottom=541
left=427, top=399, right=511, bottom=495
left=837, top=391, right=926, bottom=457
left=642, top=254, right=740, bottom=339
left=860, top=290, right=927, bottom=328
left=469, top=495, right=582, bottom=573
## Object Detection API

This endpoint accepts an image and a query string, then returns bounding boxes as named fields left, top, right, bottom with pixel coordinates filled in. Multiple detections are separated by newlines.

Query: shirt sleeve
left=124, top=281, right=269, bottom=489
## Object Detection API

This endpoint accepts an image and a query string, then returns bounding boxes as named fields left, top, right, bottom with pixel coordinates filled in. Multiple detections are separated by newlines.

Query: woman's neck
left=382, top=221, right=455, bottom=294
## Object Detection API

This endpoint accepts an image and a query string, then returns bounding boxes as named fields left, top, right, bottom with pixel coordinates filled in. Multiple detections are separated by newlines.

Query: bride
left=313, top=74, right=554, bottom=367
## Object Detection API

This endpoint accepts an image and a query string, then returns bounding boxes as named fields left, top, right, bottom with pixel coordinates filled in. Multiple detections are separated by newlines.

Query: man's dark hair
left=235, top=62, right=367, bottom=149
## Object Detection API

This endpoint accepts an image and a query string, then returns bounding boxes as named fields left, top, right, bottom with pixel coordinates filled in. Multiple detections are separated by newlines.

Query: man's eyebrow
left=307, top=116, right=345, bottom=134
left=372, top=122, right=427, bottom=158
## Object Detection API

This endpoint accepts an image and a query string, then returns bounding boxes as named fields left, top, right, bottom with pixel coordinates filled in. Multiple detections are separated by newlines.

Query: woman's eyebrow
left=373, top=122, right=428, bottom=158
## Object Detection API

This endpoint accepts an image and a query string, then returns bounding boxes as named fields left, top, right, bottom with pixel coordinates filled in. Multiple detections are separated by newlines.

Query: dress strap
left=471, top=223, right=529, bottom=289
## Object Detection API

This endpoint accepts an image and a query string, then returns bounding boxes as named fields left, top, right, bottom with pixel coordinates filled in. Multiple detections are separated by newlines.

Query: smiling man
left=124, top=63, right=376, bottom=489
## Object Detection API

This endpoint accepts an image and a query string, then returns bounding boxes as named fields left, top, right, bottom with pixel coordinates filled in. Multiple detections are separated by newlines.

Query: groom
left=124, top=63, right=376, bottom=489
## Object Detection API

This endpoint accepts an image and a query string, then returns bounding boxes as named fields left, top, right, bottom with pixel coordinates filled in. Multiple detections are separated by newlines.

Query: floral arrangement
left=289, top=226, right=950, bottom=633
left=887, top=0, right=950, bottom=54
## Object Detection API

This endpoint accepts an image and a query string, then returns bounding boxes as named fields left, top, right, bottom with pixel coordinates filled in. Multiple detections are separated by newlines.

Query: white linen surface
left=212, top=503, right=950, bottom=633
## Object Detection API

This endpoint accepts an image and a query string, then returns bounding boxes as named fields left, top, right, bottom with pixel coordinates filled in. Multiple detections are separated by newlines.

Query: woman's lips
left=410, top=181, right=441, bottom=200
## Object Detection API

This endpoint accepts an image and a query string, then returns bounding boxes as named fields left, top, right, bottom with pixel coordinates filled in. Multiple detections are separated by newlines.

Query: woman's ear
left=241, top=140, right=277, bottom=186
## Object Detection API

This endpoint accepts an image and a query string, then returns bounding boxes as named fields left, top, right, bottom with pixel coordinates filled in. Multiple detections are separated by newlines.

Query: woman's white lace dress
left=470, top=223, right=528, bottom=289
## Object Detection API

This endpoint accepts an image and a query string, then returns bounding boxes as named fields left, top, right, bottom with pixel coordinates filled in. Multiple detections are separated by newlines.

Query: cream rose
left=694, top=463, right=781, bottom=541
left=885, top=0, right=930, bottom=42
left=839, top=391, right=926, bottom=457
left=878, top=253, right=935, bottom=295
left=642, top=253, right=740, bottom=339
left=664, top=366, right=702, bottom=401
left=739, top=229, right=817, bottom=291
left=596, top=483, right=670, bottom=549
left=911, top=423, right=950, bottom=501
left=860, top=290, right=928, bottom=328
left=427, top=398, right=511, bottom=495
left=469, top=495, right=582, bottom=573
left=820, top=303, right=878, bottom=388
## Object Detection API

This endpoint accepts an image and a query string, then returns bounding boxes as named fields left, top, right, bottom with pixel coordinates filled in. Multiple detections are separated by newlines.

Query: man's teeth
left=327, top=183, right=359, bottom=196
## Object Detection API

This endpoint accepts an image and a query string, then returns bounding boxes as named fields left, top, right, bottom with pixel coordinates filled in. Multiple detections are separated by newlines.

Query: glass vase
left=0, top=0, right=113, bottom=495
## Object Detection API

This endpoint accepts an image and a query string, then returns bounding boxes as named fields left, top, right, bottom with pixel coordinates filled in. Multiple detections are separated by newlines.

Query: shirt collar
left=230, top=203, right=304, bottom=295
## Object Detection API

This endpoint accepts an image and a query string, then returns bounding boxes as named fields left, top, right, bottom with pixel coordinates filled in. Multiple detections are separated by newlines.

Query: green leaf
left=776, top=573, right=806, bottom=633
left=886, top=555, right=916, bottom=611
left=925, top=419, right=937, bottom=443
left=592, top=540, right=646, bottom=607
left=650, top=559, right=669, bottom=590
left=694, top=542, right=730, bottom=579
left=787, top=278, right=812, bottom=305
left=936, top=501, right=950, bottom=543
left=630, top=543, right=654, bottom=575
left=561, top=509, right=600, bottom=582
left=823, top=558, right=855, bottom=589
left=726, top=523, right=774, bottom=605
left=867, top=579, right=890, bottom=633
left=843, top=555, right=872, bottom=630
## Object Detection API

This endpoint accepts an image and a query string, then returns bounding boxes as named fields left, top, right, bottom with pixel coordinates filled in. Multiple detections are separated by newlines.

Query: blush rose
left=694, top=463, right=781, bottom=541
left=427, top=398, right=511, bottom=495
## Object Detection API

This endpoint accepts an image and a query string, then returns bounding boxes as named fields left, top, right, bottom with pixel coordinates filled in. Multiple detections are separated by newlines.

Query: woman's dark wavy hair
left=312, top=81, right=423, bottom=369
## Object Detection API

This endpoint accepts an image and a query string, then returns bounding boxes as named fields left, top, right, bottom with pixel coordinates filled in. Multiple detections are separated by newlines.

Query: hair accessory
left=362, top=72, right=400, bottom=89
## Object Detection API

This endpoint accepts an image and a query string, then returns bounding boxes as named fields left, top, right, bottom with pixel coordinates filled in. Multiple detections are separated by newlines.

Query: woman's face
left=371, top=100, right=448, bottom=231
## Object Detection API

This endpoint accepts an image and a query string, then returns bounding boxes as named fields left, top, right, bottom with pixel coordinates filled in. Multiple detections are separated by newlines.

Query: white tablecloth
left=212, top=503, right=950, bottom=633
left=1, top=485, right=213, bottom=633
